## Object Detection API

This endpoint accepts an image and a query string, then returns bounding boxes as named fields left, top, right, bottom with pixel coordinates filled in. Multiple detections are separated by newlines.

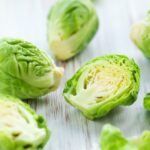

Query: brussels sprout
left=47, top=0, right=99, bottom=60
left=63, top=55, right=140, bottom=119
left=130, top=11, right=150, bottom=58
left=143, top=93, right=150, bottom=110
left=100, top=124, right=150, bottom=150
left=0, top=38, right=63, bottom=99
left=100, top=124, right=136, bottom=150
left=0, top=95, right=50, bottom=150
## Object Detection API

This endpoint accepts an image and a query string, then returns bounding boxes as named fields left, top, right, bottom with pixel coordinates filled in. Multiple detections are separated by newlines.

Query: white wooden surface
left=0, top=0, right=150, bottom=150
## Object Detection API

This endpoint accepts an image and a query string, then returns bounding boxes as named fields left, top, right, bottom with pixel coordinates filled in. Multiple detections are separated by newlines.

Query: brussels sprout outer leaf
left=0, top=133, right=15, bottom=150
left=63, top=55, right=140, bottom=119
left=144, top=93, right=150, bottom=110
left=48, top=0, right=99, bottom=60
left=131, top=131, right=150, bottom=150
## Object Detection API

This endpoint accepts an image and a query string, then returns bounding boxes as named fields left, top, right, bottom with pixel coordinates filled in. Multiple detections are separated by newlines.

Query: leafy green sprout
left=48, top=0, right=99, bottom=60
left=100, top=124, right=150, bottom=150
left=0, top=38, right=63, bottom=99
left=131, top=11, right=150, bottom=59
left=63, top=55, right=140, bottom=119
left=0, top=95, right=50, bottom=150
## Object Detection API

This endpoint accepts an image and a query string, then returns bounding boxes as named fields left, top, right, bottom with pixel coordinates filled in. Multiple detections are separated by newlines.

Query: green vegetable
left=144, top=93, right=150, bottom=110
left=0, top=95, right=50, bottom=150
left=100, top=124, right=150, bottom=150
left=0, top=38, right=63, bottom=99
left=100, top=124, right=136, bottom=150
left=47, top=0, right=99, bottom=60
left=130, top=11, right=150, bottom=58
left=132, top=131, right=150, bottom=150
left=63, top=55, right=140, bottom=119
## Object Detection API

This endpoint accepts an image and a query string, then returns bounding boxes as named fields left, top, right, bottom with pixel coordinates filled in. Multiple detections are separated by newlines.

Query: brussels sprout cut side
left=48, top=0, right=99, bottom=61
left=100, top=124, right=150, bottom=150
left=0, top=95, right=50, bottom=150
left=0, top=38, right=63, bottom=99
left=131, top=11, right=150, bottom=59
left=63, top=55, right=140, bottom=119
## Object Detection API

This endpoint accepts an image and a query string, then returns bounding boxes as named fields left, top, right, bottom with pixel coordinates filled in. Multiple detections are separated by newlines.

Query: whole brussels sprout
left=100, top=124, right=150, bottom=150
left=143, top=93, right=150, bottom=110
left=47, top=0, right=99, bottom=61
left=0, top=95, right=50, bottom=150
left=63, top=55, right=140, bottom=119
left=130, top=11, right=150, bottom=58
left=0, top=38, right=63, bottom=99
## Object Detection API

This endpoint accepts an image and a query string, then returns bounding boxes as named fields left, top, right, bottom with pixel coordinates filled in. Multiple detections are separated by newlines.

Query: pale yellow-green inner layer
left=0, top=101, right=46, bottom=145
left=71, top=64, right=131, bottom=105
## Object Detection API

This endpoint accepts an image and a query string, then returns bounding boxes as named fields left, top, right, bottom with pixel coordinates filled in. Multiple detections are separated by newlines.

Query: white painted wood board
left=0, top=0, right=150, bottom=149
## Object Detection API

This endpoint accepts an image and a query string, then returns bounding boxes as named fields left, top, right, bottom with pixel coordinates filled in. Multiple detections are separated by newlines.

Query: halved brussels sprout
left=0, top=38, right=63, bottom=99
left=47, top=0, right=99, bottom=60
left=100, top=124, right=150, bottom=150
left=0, top=95, right=50, bottom=150
left=63, top=55, right=140, bottom=119
left=130, top=11, right=150, bottom=58
left=144, top=93, right=150, bottom=110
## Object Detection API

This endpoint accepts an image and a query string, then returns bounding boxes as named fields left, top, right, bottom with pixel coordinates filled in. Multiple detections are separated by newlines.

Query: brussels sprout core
left=63, top=55, right=140, bottom=119
left=0, top=95, right=50, bottom=150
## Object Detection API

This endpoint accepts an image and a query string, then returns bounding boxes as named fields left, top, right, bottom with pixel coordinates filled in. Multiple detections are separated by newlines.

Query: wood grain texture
left=0, top=0, right=150, bottom=149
